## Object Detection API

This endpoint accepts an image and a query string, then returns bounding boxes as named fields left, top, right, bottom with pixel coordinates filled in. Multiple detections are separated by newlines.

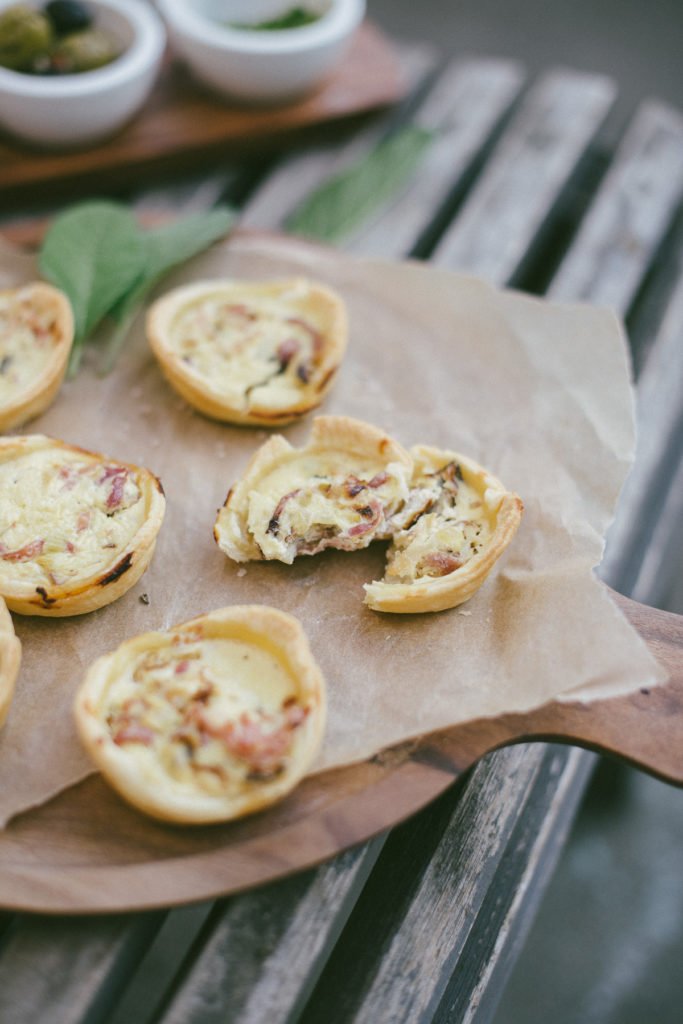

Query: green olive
left=53, top=27, right=119, bottom=73
left=0, top=4, right=52, bottom=71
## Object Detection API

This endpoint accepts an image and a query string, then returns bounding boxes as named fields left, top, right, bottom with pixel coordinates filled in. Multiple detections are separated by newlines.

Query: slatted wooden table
left=1, top=45, right=683, bottom=1024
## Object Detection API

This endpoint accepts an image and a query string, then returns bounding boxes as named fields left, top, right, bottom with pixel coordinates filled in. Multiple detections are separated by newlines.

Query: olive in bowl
left=0, top=0, right=166, bottom=147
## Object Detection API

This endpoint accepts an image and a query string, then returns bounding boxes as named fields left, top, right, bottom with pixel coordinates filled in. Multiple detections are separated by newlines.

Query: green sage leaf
left=285, top=125, right=434, bottom=244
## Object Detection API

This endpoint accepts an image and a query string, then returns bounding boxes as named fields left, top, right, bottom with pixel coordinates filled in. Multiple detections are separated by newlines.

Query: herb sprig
left=285, top=126, right=434, bottom=244
left=39, top=201, right=234, bottom=376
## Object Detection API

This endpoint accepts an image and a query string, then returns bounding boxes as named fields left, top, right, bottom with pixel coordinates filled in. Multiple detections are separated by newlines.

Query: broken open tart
left=146, top=278, right=347, bottom=426
left=365, top=446, right=524, bottom=613
left=74, top=605, right=326, bottom=824
left=0, top=597, right=20, bottom=728
left=214, top=416, right=413, bottom=564
left=0, top=435, right=165, bottom=616
left=0, top=282, right=74, bottom=432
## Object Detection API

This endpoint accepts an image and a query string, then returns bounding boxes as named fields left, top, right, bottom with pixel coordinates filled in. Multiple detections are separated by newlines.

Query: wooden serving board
left=0, top=22, right=403, bottom=204
left=0, top=589, right=680, bottom=915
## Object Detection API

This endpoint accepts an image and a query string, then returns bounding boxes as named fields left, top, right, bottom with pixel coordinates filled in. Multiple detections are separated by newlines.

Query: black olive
left=44, top=1, right=92, bottom=36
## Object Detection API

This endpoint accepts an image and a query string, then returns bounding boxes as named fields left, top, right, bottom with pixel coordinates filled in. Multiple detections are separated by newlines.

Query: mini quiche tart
left=214, top=416, right=413, bottom=564
left=0, top=597, right=21, bottom=729
left=74, top=605, right=326, bottom=824
left=0, top=435, right=165, bottom=617
left=364, top=445, right=524, bottom=614
left=146, top=278, right=347, bottom=426
left=0, top=282, right=74, bottom=432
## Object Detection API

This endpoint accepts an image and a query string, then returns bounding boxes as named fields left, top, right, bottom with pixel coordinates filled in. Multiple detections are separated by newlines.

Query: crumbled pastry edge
left=363, top=444, right=524, bottom=614
left=213, top=415, right=414, bottom=563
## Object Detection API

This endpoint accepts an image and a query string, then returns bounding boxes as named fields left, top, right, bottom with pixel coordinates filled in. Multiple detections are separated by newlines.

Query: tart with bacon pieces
left=0, top=435, right=165, bottom=616
left=0, top=597, right=20, bottom=728
left=364, top=445, right=523, bottom=614
left=214, top=415, right=413, bottom=564
left=146, top=278, right=347, bottom=426
left=0, top=282, right=74, bottom=432
left=74, top=605, right=326, bottom=824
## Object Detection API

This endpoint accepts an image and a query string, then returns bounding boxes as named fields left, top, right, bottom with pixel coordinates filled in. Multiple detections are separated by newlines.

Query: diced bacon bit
left=347, top=499, right=383, bottom=538
left=266, top=489, right=301, bottom=536
left=105, top=468, right=129, bottom=510
left=197, top=699, right=309, bottom=778
left=421, top=551, right=463, bottom=576
left=76, top=510, right=91, bottom=532
left=112, top=723, right=155, bottom=747
left=175, top=659, right=190, bottom=674
left=368, top=472, right=389, bottom=488
left=345, top=475, right=366, bottom=498
left=65, top=541, right=76, bottom=554
left=287, top=316, right=324, bottom=358
left=225, top=303, right=257, bottom=321
left=276, top=337, right=300, bottom=369
left=1, top=538, right=45, bottom=562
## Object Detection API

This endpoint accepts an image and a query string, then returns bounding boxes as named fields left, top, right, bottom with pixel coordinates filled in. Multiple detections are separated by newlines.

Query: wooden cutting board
left=0, top=22, right=403, bottom=204
left=0, top=589, right=680, bottom=914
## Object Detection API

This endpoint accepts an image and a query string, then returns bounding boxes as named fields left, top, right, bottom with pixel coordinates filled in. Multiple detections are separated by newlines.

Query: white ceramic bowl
left=156, top=0, right=365, bottom=105
left=0, top=0, right=166, bottom=147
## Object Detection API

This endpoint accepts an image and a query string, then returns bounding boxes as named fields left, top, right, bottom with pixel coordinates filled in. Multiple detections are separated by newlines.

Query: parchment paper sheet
left=0, top=233, right=665, bottom=827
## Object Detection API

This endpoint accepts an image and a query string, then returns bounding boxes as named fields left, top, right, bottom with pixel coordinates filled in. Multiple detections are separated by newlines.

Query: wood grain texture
left=549, top=101, right=683, bottom=309
left=158, top=840, right=385, bottom=1024
left=432, top=69, right=616, bottom=279
left=0, top=591, right=678, bottom=915
left=0, top=23, right=403, bottom=204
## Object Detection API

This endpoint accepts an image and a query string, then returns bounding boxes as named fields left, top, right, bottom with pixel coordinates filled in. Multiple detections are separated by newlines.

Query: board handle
left=415, top=590, right=683, bottom=788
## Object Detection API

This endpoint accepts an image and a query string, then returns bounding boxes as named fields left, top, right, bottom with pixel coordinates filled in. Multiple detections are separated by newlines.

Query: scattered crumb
left=139, top=593, right=150, bottom=605
left=458, top=609, right=473, bottom=616
left=236, top=567, right=247, bottom=578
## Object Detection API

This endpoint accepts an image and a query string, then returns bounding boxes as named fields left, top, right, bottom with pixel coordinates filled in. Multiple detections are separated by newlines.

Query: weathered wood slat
left=0, top=914, right=164, bottom=1024
left=298, top=746, right=593, bottom=1024
left=548, top=101, right=683, bottom=309
left=432, top=69, right=616, bottom=279
left=239, top=45, right=435, bottom=232
left=156, top=840, right=385, bottom=1024
left=339, top=57, right=525, bottom=257
left=603, top=265, right=683, bottom=594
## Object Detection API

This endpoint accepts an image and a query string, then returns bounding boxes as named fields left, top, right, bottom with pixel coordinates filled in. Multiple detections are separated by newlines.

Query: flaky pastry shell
left=214, top=415, right=413, bottom=564
left=364, top=445, right=524, bottom=614
left=146, top=278, right=347, bottom=426
left=0, top=435, right=165, bottom=617
left=0, top=282, right=74, bottom=432
left=0, top=597, right=21, bottom=728
left=74, top=605, right=326, bottom=824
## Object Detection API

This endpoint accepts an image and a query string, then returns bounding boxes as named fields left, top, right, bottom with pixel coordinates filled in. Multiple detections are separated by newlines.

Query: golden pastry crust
left=364, top=445, right=523, bottom=614
left=0, top=597, right=21, bottom=729
left=0, top=282, right=74, bottom=433
left=0, top=435, right=165, bottom=617
left=146, top=278, right=347, bottom=426
left=74, top=605, right=326, bottom=824
left=214, top=415, right=413, bottom=564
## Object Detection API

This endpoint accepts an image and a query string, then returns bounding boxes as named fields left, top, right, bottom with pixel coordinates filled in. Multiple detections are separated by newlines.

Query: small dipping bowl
left=156, top=0, right=366, bottom=105
left=0, top=0, right=166, bottom=147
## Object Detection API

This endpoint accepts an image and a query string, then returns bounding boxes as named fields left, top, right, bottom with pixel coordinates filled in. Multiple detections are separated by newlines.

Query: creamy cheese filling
left=384, top=461, right=493, bottom=583
left=246, top=458, right=411, bottom=563
left=0, top=448, right=145, bottom=587
left=0, top=292, right=58, bottom=405
left=168, top=284, right=326, bottom=408
left=104, top=634, right=308, bottom=794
